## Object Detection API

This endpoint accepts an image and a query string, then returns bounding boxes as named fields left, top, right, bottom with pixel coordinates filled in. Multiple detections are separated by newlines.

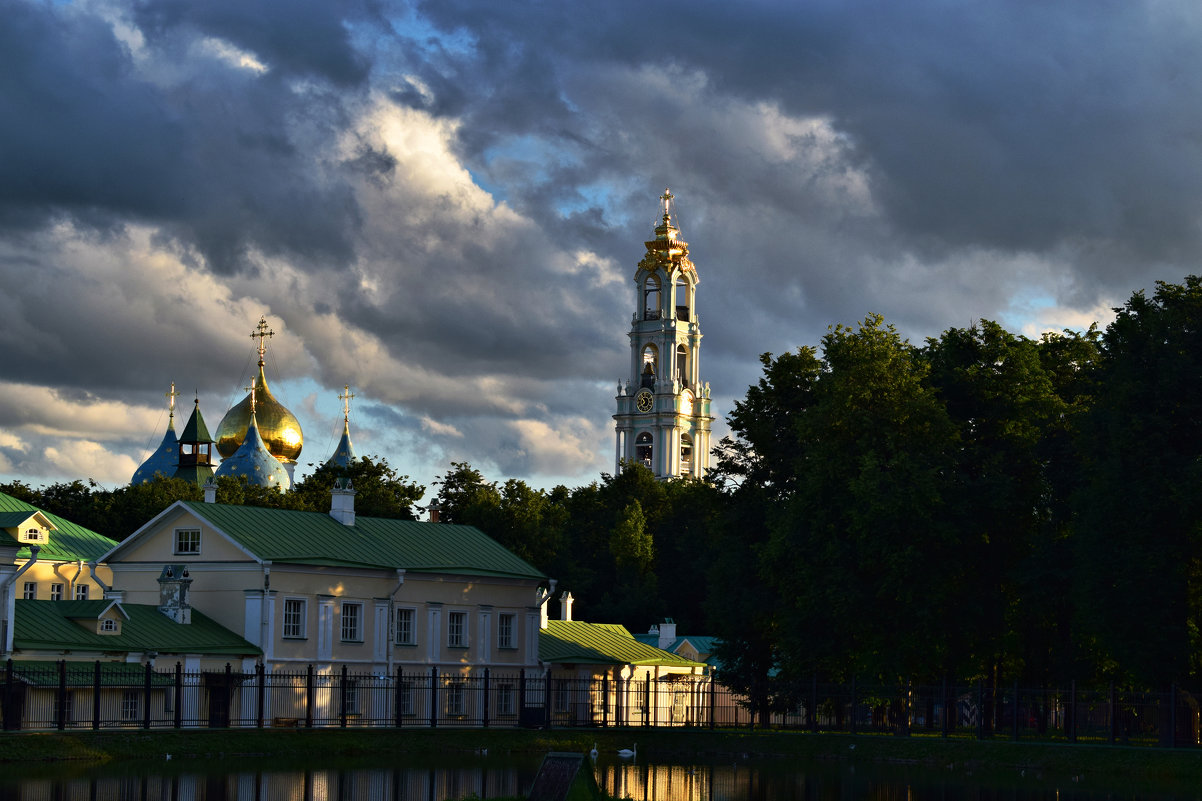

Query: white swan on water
left=617, top=743, right=637, bottom=759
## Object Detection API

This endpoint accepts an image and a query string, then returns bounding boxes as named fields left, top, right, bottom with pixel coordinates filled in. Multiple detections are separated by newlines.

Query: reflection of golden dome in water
left=215, top=363, right=303, bottom=464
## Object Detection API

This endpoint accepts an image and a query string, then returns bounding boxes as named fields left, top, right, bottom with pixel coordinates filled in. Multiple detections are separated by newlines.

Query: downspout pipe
left=86, top=561, right=111, bottom=595
left=386, top=569, right=406, bottom=680
left=70, top=559, right=83, bottom=599
left=1, top=545, right=40, bottom=656
left=260, top=561, right=272, bottom=662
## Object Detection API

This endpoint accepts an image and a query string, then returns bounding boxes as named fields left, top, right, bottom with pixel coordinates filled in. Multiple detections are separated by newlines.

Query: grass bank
left=0, top=728, right=1197, bottom=787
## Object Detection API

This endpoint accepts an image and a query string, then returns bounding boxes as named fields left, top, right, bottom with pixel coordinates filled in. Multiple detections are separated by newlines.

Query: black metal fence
left=2, top=660, right=1197, bottom=747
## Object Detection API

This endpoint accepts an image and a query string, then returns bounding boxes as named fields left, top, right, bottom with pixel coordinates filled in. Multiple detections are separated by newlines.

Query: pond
left=0, top=752, right=1194, bottom=800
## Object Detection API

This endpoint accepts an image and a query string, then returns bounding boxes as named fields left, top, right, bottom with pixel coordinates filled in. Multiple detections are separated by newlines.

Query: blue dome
left=325, top=419, right=356, bottom=471
left=214, top=413, right=290, bottom=490
left=132, top=421, right=179, bottom=484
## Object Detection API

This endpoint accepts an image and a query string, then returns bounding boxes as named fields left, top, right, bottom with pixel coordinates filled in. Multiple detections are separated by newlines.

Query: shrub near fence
left=1, top=660, right=1197, bottom=748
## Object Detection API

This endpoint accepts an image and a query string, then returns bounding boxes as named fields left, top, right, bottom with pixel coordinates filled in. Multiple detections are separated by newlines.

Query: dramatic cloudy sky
left=2, top=0, right=1199, bottom=493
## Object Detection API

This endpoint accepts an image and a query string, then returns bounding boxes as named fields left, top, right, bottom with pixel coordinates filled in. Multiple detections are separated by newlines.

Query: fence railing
left=1, top=661, right=1197, bottom=747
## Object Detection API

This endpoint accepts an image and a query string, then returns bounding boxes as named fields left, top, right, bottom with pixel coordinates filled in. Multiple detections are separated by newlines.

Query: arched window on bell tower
left=676, top=344, right=689, bottom=388
left=636, top=432, right=653, bottom=468
left=675, top=275, right=690, bottom=321
left=641, top=344, right=659, bottom=388
left=643, top=275, right=661, bottom=320
left=680, top=433, right=693, bottom=474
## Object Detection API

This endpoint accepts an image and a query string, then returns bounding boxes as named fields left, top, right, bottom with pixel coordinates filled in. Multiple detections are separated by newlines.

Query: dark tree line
left=8, top=277, right=1202, bottom=705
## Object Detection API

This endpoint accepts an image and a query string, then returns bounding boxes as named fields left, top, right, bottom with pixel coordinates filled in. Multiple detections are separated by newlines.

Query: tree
left=293, top=457, right=424, bottom=520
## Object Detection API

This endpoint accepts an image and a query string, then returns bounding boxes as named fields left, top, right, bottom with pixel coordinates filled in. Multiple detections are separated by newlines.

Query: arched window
left=636, top=432, right=653, bottom=468
left=680, top=434, right=693, bottom=473
left=675, top=276, right=690, bottom=321
left=100, top=619, right=117, bottom=633
left=676, top=344, right=688, bottom=387
left=643, top=275, right=661, bottom=320
left=641, top=344, right=658, bottom=388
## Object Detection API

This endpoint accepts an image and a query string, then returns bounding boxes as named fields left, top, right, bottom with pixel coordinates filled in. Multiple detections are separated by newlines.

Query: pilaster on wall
left=427, top=603, right=442, bottom=664
left=317, top=596, right=335, bottom=663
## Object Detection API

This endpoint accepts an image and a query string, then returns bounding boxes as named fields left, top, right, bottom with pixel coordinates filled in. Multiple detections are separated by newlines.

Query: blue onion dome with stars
left=132, top=384, right=180, bottom=484
left=214, top=378, right=290, bottom=490
left=324, top=385, right=357, bottom=472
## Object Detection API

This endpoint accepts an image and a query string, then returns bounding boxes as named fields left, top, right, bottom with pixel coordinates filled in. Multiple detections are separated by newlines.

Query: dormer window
left=100, top=619, right=118, bottom=634
left=23, top=528, right=42, bottom=542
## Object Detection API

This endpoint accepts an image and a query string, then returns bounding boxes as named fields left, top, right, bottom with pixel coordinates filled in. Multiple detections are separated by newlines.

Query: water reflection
left=0, top=756, right=1192, bottom=801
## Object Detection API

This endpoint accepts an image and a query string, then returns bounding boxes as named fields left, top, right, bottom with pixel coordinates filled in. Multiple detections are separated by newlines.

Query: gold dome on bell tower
left=215, top=317, right=304, bottom=470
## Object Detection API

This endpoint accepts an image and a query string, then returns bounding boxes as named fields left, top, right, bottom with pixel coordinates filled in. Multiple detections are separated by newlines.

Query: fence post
left=56, top=660, right=66, bottom=731
left=482, top=667, right=490, bottom=728
left=92, top=661, right=101, bottom=731
left=1169, top=683, right=1178, bottom=748
left=849, top=677, right=857, bottom=736
left=940, top=677, right=949, bottom=737
left=651, top=675, right=658, bottom=728
left=430, top=666, right=438, bottom=729
left=305, top=664, right=314, bottom=729
left=1012, top=679, right=1019, bottom=741
left=643, top=676, right=650, bottom=728
left=256, top=663, right=266, bottom=729
left=401, top=659, right=411, bottom=721
left=1068, top=680, right=1077, bottom=743
left=339, top=665, right=348, bottom=729
left=709, top=675, right=716, bottom=730
left=3, top=659, right=12, bottom=731
left=976, top=679, right=984, bottom=740
left=519, top=668, right=526, bottom=726
left=1108, top=681, right=1116, bottom=744
left=603, top=673, right=610, bottom=728
left=223, top=663, right=232, bottom=729
left=544, top=669, right=551, bottom=729
left=142, top=662, right=152, bottom=729
left=174, top=663, right=183, bottom=729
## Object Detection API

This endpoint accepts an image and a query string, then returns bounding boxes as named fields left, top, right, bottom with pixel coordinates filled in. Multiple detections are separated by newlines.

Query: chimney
left=658, top=618, right=677, bottom=650
left=560, top=591, right=574, bottom=621
left=427, top=499, right=441, bottom=523
left=203, top=478, right=217, bottom=504
left=538, top=579, right=558, bottom=629
left=330, top=478, right=356, bottom=526
left=157, top=564, right=192, bottom=624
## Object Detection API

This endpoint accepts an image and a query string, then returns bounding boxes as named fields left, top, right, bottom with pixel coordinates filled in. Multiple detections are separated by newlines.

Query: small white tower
left=613, top=190, right=713, bottom=478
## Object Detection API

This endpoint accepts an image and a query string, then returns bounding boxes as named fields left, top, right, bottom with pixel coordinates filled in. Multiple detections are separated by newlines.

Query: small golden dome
left=215, top=363, right=304, bottom=464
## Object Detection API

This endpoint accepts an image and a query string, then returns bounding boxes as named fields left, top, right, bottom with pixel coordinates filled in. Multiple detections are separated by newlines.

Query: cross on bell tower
left=613, top=190, right=713, bottom=479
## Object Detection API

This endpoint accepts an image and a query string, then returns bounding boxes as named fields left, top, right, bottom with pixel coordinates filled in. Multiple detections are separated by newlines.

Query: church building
left=614, top=191, right=714, bottom=479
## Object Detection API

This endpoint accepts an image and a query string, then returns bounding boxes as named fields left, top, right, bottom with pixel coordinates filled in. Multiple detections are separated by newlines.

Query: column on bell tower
left=613, top=190, right=713, bottom=479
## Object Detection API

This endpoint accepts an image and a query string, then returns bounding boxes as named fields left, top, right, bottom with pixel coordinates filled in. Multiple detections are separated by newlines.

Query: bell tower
left=614, top=190, right=713, bottom=479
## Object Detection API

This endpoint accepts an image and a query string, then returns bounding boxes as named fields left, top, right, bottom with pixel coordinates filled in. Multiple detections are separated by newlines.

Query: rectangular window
left=122, top=691, right=139, bottom=722
left=50, top=583, right=63, bottom=601
left=447, top=611, right=467, bottom=648
left=340, top=602, right=362, bottom=642
left=52, top=691, right=73, bottom=725
left=553, top=681, right=569, bottom=713
left=282, top=599, right=307, bottom=639
left=497, top=614, right=515, bottom=649
left=446, top=681, right=465, bottom=716
left=399, top=681, right=414, bottom=716
left=497, top=683, right=515, bottom=716
left=395, top=607, right=415, bottom=645
left=22, top=582, right=36, bottom=600
left=74, top=584, right=88, bottom=601
left=344, top=680, right=360, bottom=715
left=174, top=528, right=201, bottom=555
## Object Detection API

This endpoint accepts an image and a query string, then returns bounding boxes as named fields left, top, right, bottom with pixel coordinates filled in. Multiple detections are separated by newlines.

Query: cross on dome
left=339, top=385, right=355, bottom=423
left=659, top=188, right=674, bottom=221
left=251, top=316, right=274, bottom=366
left=166, top=382, right=179, bottom=421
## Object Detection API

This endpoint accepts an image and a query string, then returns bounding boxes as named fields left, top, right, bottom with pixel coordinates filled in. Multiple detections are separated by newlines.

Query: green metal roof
left=539, top=621, right=704, bottom=667
left=12, top=600, right=260, bottom=657
left=0, top=492, right=118, bottom=562
left=179, top=401, right=212, bottom=444
left=5, top=661, right=175, bottom=687
left=179, top=501, right=546, bottom=580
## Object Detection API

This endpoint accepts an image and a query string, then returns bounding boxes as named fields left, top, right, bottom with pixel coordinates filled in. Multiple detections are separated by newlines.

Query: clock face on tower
left=635, top=389, right=654, bottom=413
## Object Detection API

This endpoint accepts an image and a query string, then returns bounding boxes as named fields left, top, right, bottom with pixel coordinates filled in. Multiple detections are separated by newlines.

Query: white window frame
left=399, top=681, right=415, bottom=716
left=446, top=681, right=465, bottom=716
left=100, top=619, right=117, bottom=633
left=50, top=583, right=63, bottom=601
left=74, top=584, right=89, bottom=601
left=394, top=606, right=416, bottom=646
left=340, top=602, right=363, bottom=643
left=121, top=691, right=139, bottom=722
left=282, top=598, right=307, bottom=639
left=497, top=613, right=515, bottom=649
left=174, top=528, right=201, bottom=555
left=22, top=582, right=36, bottom=600
left=497, top=683, right=515, bottom=716
left=447, top=611, right=468, bottom=648
left=344, top=680, right=360, bottom=715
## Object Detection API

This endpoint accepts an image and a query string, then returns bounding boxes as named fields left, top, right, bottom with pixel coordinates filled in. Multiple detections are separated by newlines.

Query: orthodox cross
left=339, top=385, right=355, bottom=422
left=245, top=377, right=258, bottom=415
left=166, top=382, right=179, bottom=422
left=660, top=188, right=674, bottom=220
left=251, top=316, right=274, bottom=366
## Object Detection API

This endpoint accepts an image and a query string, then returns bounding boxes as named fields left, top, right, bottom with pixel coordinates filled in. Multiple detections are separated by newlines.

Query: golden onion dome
left=215, top=363, right=303, bottom=464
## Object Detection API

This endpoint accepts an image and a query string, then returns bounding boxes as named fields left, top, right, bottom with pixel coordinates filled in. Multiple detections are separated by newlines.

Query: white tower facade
left=614, top=190, right=713, bottom=479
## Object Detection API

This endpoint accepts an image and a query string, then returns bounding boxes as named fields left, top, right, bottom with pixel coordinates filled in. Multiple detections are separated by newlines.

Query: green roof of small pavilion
left=12, top=600, right=260, bottom=657
left=173, top=501, right=546, bottom=580
left=0, top=492, right=117, bottom=562
left=539, top=621, right=704, bottom=667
